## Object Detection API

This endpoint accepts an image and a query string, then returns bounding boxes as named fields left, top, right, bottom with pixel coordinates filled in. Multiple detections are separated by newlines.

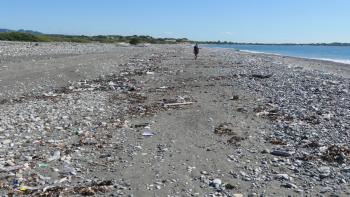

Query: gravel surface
left=0, top=42, right=349, bottom=196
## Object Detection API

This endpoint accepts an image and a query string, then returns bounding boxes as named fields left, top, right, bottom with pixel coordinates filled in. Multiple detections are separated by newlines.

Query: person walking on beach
left=193, top=43, right=199, bottom=60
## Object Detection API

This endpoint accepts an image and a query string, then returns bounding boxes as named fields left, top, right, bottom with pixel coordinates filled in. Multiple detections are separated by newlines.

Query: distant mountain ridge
left=0, top=28, right=42, bottom=35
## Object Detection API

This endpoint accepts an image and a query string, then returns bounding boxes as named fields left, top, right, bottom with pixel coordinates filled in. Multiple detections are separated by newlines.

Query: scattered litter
left=230, top=95, right=239, bottom=100
left=38, top=163, right=49, bottom=168
left=163, top=101, right=194, bottom=107
left=0, top=40, right=349, bottom=196
left=142, top=130, right=155, bottom=136
left=47, top=150, right=61, bottom=162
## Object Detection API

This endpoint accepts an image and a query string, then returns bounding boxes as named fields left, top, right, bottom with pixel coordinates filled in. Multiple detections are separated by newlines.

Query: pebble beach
left=0, top=41, right=349, bottom=196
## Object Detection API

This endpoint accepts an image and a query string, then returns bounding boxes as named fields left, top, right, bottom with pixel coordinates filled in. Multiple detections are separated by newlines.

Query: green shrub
left=0, top=32, right=41, bottom=42
left=129, top=38, right=141, bottom=45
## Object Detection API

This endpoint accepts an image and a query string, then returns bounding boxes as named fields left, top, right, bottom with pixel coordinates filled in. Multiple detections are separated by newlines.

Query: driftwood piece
left=164, top=102, right=195, bottom=107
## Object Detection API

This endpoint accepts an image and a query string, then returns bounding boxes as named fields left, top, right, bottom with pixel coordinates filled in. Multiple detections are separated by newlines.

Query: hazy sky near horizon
left=2, top=0, right=350, bottom=43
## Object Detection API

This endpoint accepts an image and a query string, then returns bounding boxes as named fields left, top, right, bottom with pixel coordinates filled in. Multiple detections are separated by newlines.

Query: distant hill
left=0, top=28, right=12, bottom=33
left=0, top=28, right=42, bottom=35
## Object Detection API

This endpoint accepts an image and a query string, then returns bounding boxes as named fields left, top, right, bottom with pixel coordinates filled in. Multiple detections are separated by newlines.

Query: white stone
left=275, top=174, right=290, bottom=180
left=2, top=139, right=12, bottom=145
left=212, top=178, right=222, bottom=185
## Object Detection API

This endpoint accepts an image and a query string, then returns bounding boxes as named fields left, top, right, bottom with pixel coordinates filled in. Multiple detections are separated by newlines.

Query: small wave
left=239, top=50, right=281, bottom=56
left=206, top=45, right=350, bottom=65
left=312, top=58, right=350, bottom=65
left=240, top=50, right=350, bottom=65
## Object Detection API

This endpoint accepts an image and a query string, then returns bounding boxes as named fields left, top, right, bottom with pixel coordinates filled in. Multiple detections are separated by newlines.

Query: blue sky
left=2, top=0, right=350, bottom=43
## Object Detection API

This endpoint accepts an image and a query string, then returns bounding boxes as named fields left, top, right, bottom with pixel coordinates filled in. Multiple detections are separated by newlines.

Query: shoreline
left=205, top=44, right=350, bottom=64
left=204, top=45, right=350, bottom=78
left=239, top=49, right=350, bottom=65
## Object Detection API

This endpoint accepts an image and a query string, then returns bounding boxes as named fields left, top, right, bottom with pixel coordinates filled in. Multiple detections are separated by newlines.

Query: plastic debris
left=38, top=163, right=49, bottom=168
left=47, top=150, right=61, bottom=162
left=142, top=130, right=155, bottom=136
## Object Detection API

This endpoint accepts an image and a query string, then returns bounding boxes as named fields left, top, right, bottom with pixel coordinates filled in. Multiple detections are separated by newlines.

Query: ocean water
left=207, top=44, right=350, bottom=64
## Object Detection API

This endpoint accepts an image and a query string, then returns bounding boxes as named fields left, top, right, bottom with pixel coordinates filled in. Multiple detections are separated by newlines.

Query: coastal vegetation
left=0, top=32, right=190, bottom=44
left=1, top=31, right=349, bottom=46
